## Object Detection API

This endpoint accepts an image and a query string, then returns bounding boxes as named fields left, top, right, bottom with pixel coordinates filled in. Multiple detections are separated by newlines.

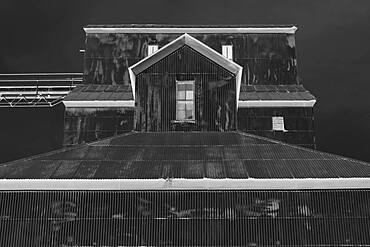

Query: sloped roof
left=239, top=85, right=316, bottom=101
left=1, top=131, right=370, bottom=190
left=63, top=84, right=133, bottom=101
left=63, top=84, right=134, bottom=107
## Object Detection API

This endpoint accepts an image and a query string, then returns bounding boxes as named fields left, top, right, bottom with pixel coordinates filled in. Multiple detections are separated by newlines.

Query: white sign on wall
left=272, top=116, right=285, bottom=131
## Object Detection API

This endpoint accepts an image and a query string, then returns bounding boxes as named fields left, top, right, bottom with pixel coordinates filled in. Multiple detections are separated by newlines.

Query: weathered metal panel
left=135, top=45, right=236, bottom=131
left=84, top=33, right=297, bottom=85
left=0, top=190, right=369, bottom=246
left=3, top=132, right=370, bottom=179
left=238, top=107, right=316, bottom=148
left=63, top=107, right=134, bottom=146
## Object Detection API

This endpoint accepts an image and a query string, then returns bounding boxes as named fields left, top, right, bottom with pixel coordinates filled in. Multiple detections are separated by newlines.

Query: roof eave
left=1, top=177, right=369, bottom=190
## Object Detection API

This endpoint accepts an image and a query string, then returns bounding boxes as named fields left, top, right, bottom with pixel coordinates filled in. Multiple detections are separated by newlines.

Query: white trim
left=128, top=67, right=136, bottom=100
left=0, top=178, right=369, bottom=190
left=238, top=100, right=316, bottom=108
left=129, top=34, right=187, bottom=73
left=128, top=33, right=243, bottom=106
left=63, top=100, right=135, bottom=108
left=84, top=26, right=298, bottom=34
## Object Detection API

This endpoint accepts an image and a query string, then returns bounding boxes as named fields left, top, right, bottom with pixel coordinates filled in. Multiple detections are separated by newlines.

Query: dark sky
left=1, top=0, right=370, bottom=162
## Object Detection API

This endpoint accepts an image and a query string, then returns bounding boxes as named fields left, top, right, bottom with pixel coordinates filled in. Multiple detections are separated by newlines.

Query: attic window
left=176, top=80, right=195, bottom=121
left=272, top=116, right=286, bottom=131
left=222, top=45, right=233, bottom=60
left=148, top=45, right=158, bottom=56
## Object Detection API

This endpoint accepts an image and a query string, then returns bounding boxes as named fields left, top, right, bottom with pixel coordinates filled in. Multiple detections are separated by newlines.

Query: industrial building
left=0, top=25, right=369, bottom=246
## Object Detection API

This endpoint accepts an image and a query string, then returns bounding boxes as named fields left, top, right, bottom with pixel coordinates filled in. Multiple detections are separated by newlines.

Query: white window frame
left=222, top=45, right=233, bottom=60
left=147, top=45, right=158, bottom=56
left=176, top=80, right=195, bottom=121
left=272, top=116, right=286, bottom=131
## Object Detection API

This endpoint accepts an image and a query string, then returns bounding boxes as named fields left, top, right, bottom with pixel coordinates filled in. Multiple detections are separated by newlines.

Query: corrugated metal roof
left=1, top=131, right=369, bottom=180
left=63, top=84, right=134, bottom=101
left=239, top=85, right=315, bottom=101
left=1, top=190, right=369, bottom=246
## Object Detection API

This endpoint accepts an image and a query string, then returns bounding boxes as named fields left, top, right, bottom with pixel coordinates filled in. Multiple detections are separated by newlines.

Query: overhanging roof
left=128, top=33, right=243, bottom=102
left=63, top=84, right=134, bottom=108
left=239, top=85, right=316, bottom=107
left=1, top=131, right=370, bottom=190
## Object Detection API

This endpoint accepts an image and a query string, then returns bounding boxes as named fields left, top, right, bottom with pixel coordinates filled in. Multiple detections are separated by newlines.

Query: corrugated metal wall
left=238, top=107, right=316, bottom=149
left=84, top=32, right=297, bottom=85
left=1, top=190, right=369, bottom=246
left=135, top=45, right=236, bottom=132
left=63, top=107, right=134, bottom=146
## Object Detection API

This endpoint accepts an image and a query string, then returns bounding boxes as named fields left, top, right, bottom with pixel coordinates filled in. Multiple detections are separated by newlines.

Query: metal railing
left=0, top=73, right=83, bottom=107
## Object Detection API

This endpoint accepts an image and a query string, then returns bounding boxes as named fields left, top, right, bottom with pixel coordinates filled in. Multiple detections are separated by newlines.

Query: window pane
left=177, top=102, right=185, bottom=111
left=177, top=84, right=186, bottom=91
left=177, top=109, right=186, bottom=120
left=185, top=84, right=193, bottom=91
left=186, top=102, right=193, bottom=111
left=185, top=102, right=194, bottom=119
left=177, top=91, right=186, bottom=100
left=185, top=109, right=193, bottom=119
left=186, top=91, right=193, bottom=100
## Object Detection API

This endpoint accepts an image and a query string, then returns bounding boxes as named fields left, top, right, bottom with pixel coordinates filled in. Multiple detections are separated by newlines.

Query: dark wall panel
left=63, top=107, right=134, bottom=146
left=135, top=45, right=236, bottom=132
left=84, top=33, right=297, bottom=85
left=238, top=107, right=316, bottom=148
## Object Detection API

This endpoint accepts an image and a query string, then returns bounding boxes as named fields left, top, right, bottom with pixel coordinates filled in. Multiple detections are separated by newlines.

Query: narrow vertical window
left=272, top=116, right=286, bottom=131
left=148, top=45, right=158, bottom=56
left=222, top=45, right=233, bottom=60
left=176, top=80, right=195, bottom=121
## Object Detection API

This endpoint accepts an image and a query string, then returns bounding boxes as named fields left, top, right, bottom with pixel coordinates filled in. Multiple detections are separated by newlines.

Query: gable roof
left=128, top=33, right=243, bottom=102
left=1, top=131, right=370, bottom=190
left=130, top=33, right=242, bottom=75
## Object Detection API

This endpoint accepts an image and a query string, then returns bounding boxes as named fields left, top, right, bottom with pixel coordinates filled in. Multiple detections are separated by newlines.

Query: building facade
left=3, top=25, right=368, bottom=246
left=63, top=25, right=316, bottom=148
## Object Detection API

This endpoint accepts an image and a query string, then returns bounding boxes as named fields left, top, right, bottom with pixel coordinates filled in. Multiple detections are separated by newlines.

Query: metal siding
left=0, top=190, right=369, bottom=246
left=238, top=107, right=316, bottom=148
left=136, top=45, right=236, bottom=131
left=84, top=33, right=297, bottom=86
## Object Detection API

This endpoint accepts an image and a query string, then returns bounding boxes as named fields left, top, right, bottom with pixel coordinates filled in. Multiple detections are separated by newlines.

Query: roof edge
left=84, top=26, right=298, bottom=34
left=63, top=100, right=135, bottom=108
left=0, top=178, right=369, bottom=190
left=238, top=99, right=316, bottom=108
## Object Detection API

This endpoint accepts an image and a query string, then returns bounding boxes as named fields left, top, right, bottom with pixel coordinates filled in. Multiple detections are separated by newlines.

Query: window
left=148, top=45, right=158, bottom=56
left=222, top=45, right=233, bottom=60
left=176, top=80, right=195, bottom=121
left=272, top=116, right=286, bottom=131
